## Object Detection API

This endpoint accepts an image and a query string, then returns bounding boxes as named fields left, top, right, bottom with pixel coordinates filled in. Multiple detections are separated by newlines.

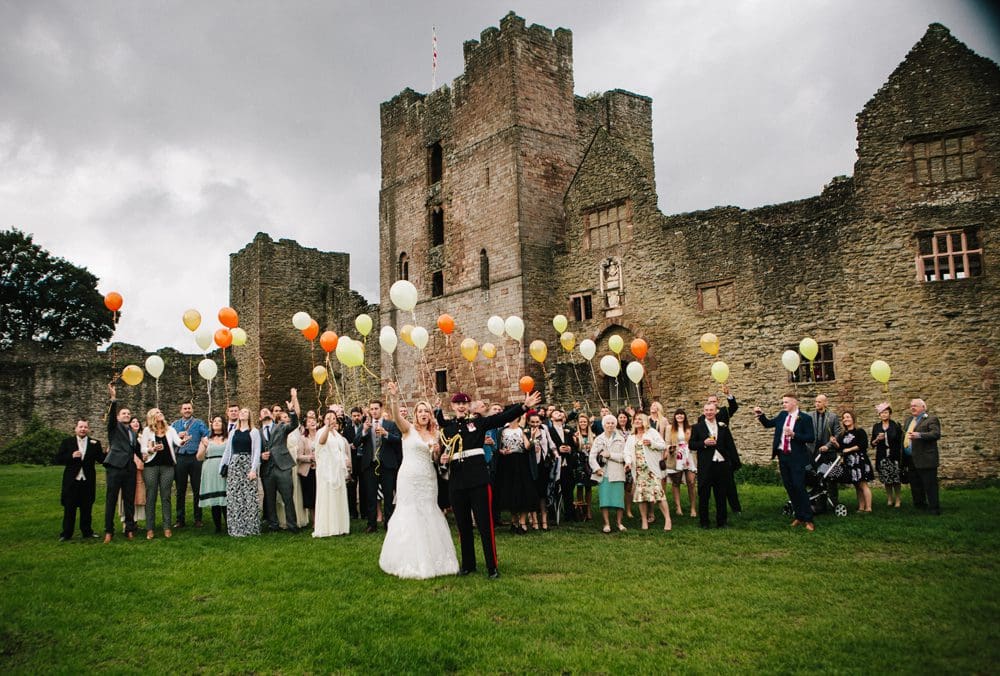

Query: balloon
left=183, top=309, right=202, bottom=332
left=599, top=355, right=621, bottom=378
left=104, top=292, right=123, bottom=312
left=870, top=360, right=892, bottom=384
left=799, top=337, right=819, bottom=361
left=460, top=338, right=478, bottom=362
left=437, top=314, right=455, bottom=335
left=120, top=364, right=143, bottom=386
left=197, top=358, right=218, bottom=381
left=389, top=280, right=418, bottom=312
left=214, top=328, right=233, bottom=349
left=626, top=361, right=645, bottom=384
left=560, top=332, right=575, bottom=352
left=302, top=319, right=319, bottom=342
left=700, top=333, right=719, bottom=356
left=552, top=314, right=568, bottom=334
left=218, top=307, right=238, bottom=329
left=336, top=338, right=364, bottom=367
left=529, top=340, right=548, bottom=364
left=519, top=376, right=535, bottom=394
left=487, top=315, right=505, bottom=337
left=711, top=360, right=730, bottom=383
left=379, top=327, right=398, bottom=354
left=781, top=350, right=801, bottom=373
left=144, top=355, right=164, bottom=379
left=231, top=327, right=248, bottom=347
left=400, top=324, right=415, bottom=346
left=410, top=326, right=429, bottom=350
left=320, top=331, right=339, bottom=353
left=292, top=311, right=311, bottom=331
left=608, top=335, right=624, bottom=354
left=355, top=313, right=373, bottom=337
left=481, top=342, right=497, bottom=359
left=504, top=316, right=524, bottom=341
left=630, top=338, right=648, bottom=360
left=312, top=365, right=328, bottom=385
left=579, top=339, right=597, bottom=361
left=194, top=327, right=213, bottom=352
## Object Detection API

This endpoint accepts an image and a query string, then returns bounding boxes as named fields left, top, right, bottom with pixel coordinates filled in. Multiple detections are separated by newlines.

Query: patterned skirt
left=842, top=451, right=875, bottom=485
left=226, top=454, right=259, bottom=537
left=878, top=458, right=902, bottom=485
left=632, top=463, right=666, bottom=503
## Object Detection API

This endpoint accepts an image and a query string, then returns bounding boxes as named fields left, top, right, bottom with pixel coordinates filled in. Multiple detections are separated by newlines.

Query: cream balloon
left=389, top=280, right=418, bottom=312
left=781, top=350, right=801, bottom=373
left=799, top=337, right=819, bottom=361
left=312, top=365, right=328, bottom=385
left=529, top=340, right=548, bottom=364
left=460, top=338, right=479, bottom=362
left=144, top=355, right=164, bottom=379
left=625, top=361, right=644, bottom=384
left=504, top=316, right=525, bottom=341
left=711, top=360, right=730, bottom=383
left=355, top=313, right=373, bottom=337
left=608, top=335, right=624, bottom=354
left=379, top=326, right=398, bottom=354
left=337, top=338, right=365, bottom=367
left=599, top=355, right=621, bottom=378
left=482, top=342, right=497, bottom=359
left=579, top=339, right=597, bottom=361
left=292, top=311, right=311, bottom=331
left=194, top=327, right=213, bottom=352
left=487, top=315, right=505, bottom=337
left=231, top=327, right=248, bottom=346
left=552, top=314, right=568, bottom=334
left=559, top=332, right=576, bottom=352
left=197, top=358, right=218, bottom=381
left=410, top=326, right=429, bottom=350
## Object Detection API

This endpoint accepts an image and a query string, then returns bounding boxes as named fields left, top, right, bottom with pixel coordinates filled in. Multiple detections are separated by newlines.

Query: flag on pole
left=432, top=26, right=438, bottom=91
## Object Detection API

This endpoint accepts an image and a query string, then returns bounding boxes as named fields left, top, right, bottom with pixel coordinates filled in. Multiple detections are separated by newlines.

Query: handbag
left=219, top=464, right=229, bottom=479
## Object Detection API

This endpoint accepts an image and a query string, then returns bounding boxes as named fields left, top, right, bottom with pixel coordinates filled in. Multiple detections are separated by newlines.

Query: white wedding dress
left=379, top=428, right=459, bottom=579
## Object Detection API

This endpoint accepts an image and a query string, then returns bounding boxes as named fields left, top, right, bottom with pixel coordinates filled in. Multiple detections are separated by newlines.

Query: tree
left=0, top=228, right=115, bottom=350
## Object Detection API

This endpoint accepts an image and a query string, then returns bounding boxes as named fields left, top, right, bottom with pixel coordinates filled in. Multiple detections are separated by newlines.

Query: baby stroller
left=782, top=451, right=849, bottom=517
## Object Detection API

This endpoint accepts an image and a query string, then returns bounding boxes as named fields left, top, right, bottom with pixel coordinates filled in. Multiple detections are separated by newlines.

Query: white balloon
left=781, top=349, right=801, bottom=373
left=579, top=339, right=597, bottom=361
left=411, top=325, right=429, bottom=350
left=144, top=355, right=164, bottom=379
left=292, top=311, right=311, bottom=331
left=599, top=355, right=621, bottom=378
left=504, top=315, right=525, bottom=341
left=487, top=315, right=505, bottom=337
left=626, top=361, right=644, bottom=384
left=379, top=326, right=398, bottom=354
left=389, top=280, right=418, bottom=312
left=194, top=327, right=213, bottom=352
left=336, top=337, right=365, bottom=367
left=197, top=358, right=218, bottom=381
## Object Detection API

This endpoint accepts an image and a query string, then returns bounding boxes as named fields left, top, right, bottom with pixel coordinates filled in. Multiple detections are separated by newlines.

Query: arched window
left=480, top=249, right=490, bottom=289
left=398, top=252, right=409, bottom=281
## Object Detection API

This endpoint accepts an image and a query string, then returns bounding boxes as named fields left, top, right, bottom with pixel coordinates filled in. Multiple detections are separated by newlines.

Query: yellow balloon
left=182, top=309, right=201, bottom=333
left=460, top=338, right=478, bottom=363
left=552, top=314, right=568, bottom=334
left=799, top=337, right=819, bottom=361
left=231, top=327, right=248, bottom=346
left=482, top=342, right=497, bottom=359
left=608, top=335, right=624, bottom=354
left=400, top=324, right=415, bottom=347
left=560, top=331, right=575, bottom=352
left=711, top=360, right=730, bottom=384
left=529, top=340, right=548, bottom=364
left=121, top=364, right=144, bottom=386
left=312, top=365, right=328, bottom=385
left=355, top=313, right=373, bottom=337
left=700, top=333, right=719, bottom=356
left=870, top=360, right=891, bottom=384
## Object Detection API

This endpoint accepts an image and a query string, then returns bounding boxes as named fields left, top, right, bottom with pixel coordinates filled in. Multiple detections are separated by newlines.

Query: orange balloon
left=519, top=376, right=535, bottom=394
left=214, top=328, right=233, bottom=349
left=302, top=319, right=320, bottom=342
left=104, top=292, right=123, bottom=312
left=218, top=307, right=239, bottom=329
left=437, top=313, right=455, bottom=335
left=630, top=338, right=648, bottom=360
left=320, top=330, right=339, bottom=353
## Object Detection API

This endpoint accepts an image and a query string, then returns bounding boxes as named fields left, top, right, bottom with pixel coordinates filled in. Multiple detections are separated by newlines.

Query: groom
left=438, top=388, right=542, bottom=579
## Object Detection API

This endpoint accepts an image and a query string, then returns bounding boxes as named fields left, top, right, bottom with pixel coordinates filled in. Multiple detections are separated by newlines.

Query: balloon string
left=469, top=360, right=479, bottom=399
left=223, top=348, right=230, bottom=411
left=589, top=360, right=607, bottom=408
left=155, top=379, right=160, bottom=410
left=572, top=359, right=586, bottom=410
left=207, top=378, right=212, bottom=423
left=188, top=357, right=195, bottom=401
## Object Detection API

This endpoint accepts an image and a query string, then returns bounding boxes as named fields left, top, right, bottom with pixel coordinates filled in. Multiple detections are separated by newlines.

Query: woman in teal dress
left=197, top=416, right=228, bottom=533
left=588, top=413, right=629, bottom=533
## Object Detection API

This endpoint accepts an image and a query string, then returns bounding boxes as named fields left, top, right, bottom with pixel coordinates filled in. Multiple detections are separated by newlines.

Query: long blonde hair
left=145, top=408, right=168, bottom=435
left=413, top=401, right=437, bottom=435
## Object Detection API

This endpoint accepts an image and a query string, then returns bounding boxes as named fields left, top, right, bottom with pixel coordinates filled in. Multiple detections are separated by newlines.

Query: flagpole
left=431, top=26, right=438, bottom=91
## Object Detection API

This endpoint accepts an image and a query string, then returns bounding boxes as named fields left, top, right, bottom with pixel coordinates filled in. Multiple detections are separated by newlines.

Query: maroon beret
left=451, top=392, right=471, bottom=403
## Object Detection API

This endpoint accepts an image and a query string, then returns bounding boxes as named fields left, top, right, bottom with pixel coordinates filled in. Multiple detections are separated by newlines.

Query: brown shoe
left=103, top=534, right=113, bottom=544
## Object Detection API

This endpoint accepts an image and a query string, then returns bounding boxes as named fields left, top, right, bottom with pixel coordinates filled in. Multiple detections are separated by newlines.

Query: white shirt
left=705, top=420, right=725, bottom=462
left=76, top=436, right=88, bottom=480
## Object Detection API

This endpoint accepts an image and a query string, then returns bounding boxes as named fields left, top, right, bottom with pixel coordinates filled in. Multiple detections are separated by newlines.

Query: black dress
left=871, top=420, right=904, bottom=485
left=494, top=428, right=538, bottom=512
left=837, top=428, right=874, bottom=485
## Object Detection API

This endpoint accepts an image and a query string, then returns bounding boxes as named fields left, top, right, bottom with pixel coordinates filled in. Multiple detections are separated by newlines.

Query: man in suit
left=261, top=388, right=301, bottom=532
left=702, top=384, right=742, bottom=513
left=359, top=398, right=402, bottom=532
left=808, top=394, right=843, bottom=454
left=225, top=404, right=240, bottom=434
left=689, top=402, right=739, bottom=529
left=547, top=407, right=579, bottom=521
left=103, top=383, right=142, bottom=542
left=756, top=393, right=817, bottom=531
left=344, top=406, right=366, bottom=520
left=903, top=398, right=942, bottom=515
left=54, top=419, right=105, bottom=541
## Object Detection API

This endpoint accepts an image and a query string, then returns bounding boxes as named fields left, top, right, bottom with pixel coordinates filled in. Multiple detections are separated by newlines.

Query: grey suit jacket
left=807, top=410, right=843, bottom=454
left=264, top=412, right=299, bottom=472
left=903, top=413, right=941, bottom=469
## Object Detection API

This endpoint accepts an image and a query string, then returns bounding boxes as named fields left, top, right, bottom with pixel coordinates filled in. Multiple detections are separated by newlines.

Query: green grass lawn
left=1, top=465, right=997, bottom=674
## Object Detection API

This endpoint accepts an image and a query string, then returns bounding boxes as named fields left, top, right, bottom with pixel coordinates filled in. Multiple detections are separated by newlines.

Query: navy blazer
left=359, top=418, right=402, bottom=471
left=758, top=410, right=815, bottom=462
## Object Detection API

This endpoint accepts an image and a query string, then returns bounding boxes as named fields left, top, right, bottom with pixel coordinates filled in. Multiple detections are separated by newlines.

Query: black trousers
left=699, top=462, right=732, bottom=528
left=909, top=464, right=940, bottom=513
left=450, top=481, right=497, bottom=573
left=263, top=467, right=297, bottom=530
left=174, top=454, right=203, bottom=524
left=61, top=483, right=95, bottom=538
left=346, top=474, right=359, bottom=519
left=104, top=463, right=136, bottom=535
left=362, top=465, right=398, bottom=528
left=727, top=472, right=743, bottom=513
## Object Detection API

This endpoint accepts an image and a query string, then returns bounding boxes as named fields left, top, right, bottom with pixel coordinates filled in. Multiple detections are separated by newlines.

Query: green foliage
left=0, top=228, right=114, bottom=350
left=1, top=466, right=998, bottom=673
left=735, top=461, right=784, bottom=485
left=0, top=416, right=66, bottom=465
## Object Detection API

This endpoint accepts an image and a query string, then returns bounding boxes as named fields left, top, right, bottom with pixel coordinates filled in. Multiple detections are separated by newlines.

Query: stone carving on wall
left=601, top=257, right=624, bottom=318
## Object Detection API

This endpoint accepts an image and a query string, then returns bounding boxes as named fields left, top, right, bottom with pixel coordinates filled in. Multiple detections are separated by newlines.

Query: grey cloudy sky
left=2, top=0, right=997, bottom=351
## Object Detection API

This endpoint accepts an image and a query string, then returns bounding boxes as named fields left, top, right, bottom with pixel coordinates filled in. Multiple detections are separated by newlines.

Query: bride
left=379, top=382, right=459, bottom=579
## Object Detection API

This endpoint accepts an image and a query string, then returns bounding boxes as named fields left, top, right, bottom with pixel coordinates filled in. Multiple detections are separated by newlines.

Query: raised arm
left=385, top=382, right=411, bottom=435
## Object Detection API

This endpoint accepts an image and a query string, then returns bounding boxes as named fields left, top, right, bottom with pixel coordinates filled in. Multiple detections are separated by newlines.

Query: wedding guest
left=871, top=403, right=904, bottom=508
left=54, top=419, right=104, bottom=541
left=755, top=394, right=816, bottom=531
left=623, top=414, right=671, bottom=531
left=345, top=406, right=365, bottom=520
left=262, top=389, right=301, bottom=533
left=103, top=383, right=141, bottom=542
left=197, top=416, right=228, bottom=534
left=547, top=407, right=579, bottom=521
left=313, top=412, right=351, bottom=537
left=171, top=401, right=210, bottom=528
left=220, top=407, right=261, bottom=537
left=704, top=385, right=742, bottom=514
left=574, top=414, right=594, bottom=521
left=617, top=410, right=634, bottom=518
left=591, top=406, right=612, bottom=435
left=140, top=408, right=182, bottom=540
left=225, top=404, right=240, bottom=434
left=297, top=416, right=318, bottom=526
left=495, top=415, right=537, bottom=534
left=667, top=409, right=697, bottom=518
left=277, top=412, right=308, bottom=529
left=589, top=414, right=629, bottom=533
left=527, top=412, right=556, bottom=531
left=648, top=401, right=669, bottom=434
left=903, top=398, right=942, bottom=515
left=119, top=415, right=146, bottom=531
left=690, top=402, right=740, bottom=529
left=831, top=411, right=873, bottom=513
left=485, top=403, right=504, bottom=523
left=359, top=398, right=402, bottom=532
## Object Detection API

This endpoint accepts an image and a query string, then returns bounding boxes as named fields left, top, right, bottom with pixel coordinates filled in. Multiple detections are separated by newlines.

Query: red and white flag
left=432, top=26, right=438, bottom=90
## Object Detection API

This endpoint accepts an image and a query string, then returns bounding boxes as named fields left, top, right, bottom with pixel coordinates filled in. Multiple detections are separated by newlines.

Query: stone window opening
left=785, top=341, right=836, bottom=383
left=429, top=141, right=443, bottom=185
left=584, top=199, right=632, bottom=249
left=431, top=207, right=444, bottom=246
left=431, top=270, right=444, bottom=298
left=697, top=278, right=735, bottom=311
left=435, top=368, right=448, bottom=394
left=916, top=228, right=983, bottom=282
left=570, top=293, right=593, bottom=322
left=479, top=249, right=490, bottom=290
left=604, top=366, right=644, bottom=411
left=906, top=131, right=978, bottom=185
left=398, top=252, right=409, bottom=281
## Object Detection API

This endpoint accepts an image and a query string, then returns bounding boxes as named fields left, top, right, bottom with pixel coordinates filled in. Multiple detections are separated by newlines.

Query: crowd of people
left=55, top=380, right=943, bottom=575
